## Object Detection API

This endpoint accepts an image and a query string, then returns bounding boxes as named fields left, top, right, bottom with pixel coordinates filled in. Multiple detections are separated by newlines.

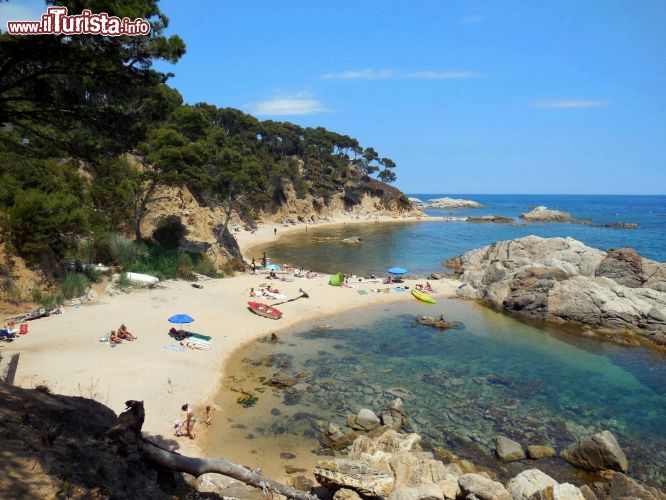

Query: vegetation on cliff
left=0, top=0, right=408, bottom=306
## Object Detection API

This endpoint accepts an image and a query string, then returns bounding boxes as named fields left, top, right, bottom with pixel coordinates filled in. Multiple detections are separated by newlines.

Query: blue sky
left=4, top=1, right=666, bottom=194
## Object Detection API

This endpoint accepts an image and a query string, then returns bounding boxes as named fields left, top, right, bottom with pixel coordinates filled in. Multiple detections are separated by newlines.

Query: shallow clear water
left=211, top=301, right=666, bottom=486
left=251, top=194, right=666, bottom=276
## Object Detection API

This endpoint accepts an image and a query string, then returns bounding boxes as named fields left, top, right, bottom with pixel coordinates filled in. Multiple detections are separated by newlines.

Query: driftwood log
left=108, top=400, right=318, bottom=500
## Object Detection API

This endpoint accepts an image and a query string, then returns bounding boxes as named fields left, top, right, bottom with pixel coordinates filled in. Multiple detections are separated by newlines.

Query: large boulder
left=506, top=469, right=557, bottom=499
left=457, top=473, right=511, bottom=500
left=447, top=236, right=666, bottom=343
left=561, top=430, right=628, bottom=472
left=496, top=435, right=525, bottom=462
left=314, top=459, right=395, bottom=497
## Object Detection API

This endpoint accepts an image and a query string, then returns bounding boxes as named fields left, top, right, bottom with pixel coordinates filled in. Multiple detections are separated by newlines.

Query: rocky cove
left=202, top=299, right=665, bottom=497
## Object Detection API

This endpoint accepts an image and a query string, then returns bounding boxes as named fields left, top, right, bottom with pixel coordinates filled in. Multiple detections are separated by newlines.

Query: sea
left=206, top=194, right=666, bottom=486
left=248, top=194, right=666, bottom=276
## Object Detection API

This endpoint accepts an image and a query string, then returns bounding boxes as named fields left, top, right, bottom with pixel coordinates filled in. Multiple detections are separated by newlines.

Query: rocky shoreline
left=446, top=236, right=666, bottom=349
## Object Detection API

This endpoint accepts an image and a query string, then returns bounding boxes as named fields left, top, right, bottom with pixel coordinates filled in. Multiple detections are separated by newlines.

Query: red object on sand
left=247, top=301, right=283, bottom=320
left=19, top=324, right=28, bottom=335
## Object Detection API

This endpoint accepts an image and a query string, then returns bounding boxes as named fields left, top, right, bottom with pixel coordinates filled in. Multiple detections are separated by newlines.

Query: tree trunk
left=134, top=180, right=156, bottom=242
left=106, top=401, right=316, bottom=499
left=142, top=442, right=318, bottom=500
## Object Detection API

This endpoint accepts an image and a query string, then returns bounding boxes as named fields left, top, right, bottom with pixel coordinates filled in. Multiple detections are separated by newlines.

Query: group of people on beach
left=175, top=403, right=213, bottom=439
left=109, top=324, right=137, bottom=345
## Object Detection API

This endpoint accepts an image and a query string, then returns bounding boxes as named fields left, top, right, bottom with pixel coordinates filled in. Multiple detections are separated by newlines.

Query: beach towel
left=164, top=343, right=185, bottom=352
left=190, top=333, right=212, bottom=341
left=392, top=287, right=406, bottom=293
left=186, top=337, right=211, bottom=346
left=357, top=290, right=368, bottom=295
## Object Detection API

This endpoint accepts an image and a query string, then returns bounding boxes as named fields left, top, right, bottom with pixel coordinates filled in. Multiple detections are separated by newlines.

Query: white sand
left=4, top=214, right=460, bottom=458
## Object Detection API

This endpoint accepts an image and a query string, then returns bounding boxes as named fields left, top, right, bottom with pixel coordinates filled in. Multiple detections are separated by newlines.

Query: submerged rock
left=415, top=316, right=463, bottom=329
left=527, top=445, right=557, bottom=459
left=495, top=435, right=525, bottom=462
left=561, top=430, right=629, bottom=472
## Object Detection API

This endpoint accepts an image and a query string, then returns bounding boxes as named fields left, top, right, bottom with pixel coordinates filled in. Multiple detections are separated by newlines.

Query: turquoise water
left=254, top=194, right=666, bottom=275
left=229, top=300, right=666, bottom=486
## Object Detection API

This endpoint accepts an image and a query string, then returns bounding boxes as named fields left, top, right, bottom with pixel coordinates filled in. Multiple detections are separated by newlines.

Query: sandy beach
left=3, top=214, right=460, bottom=459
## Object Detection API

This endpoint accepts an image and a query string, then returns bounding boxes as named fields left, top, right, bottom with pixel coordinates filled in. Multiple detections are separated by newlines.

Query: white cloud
left=529, top=99, right=610, bottom=109
left=320, top=69, right=479, bottom=80
left=0, top=1, right=46, bottom=30
left=249, top=96, right=329, bottom=116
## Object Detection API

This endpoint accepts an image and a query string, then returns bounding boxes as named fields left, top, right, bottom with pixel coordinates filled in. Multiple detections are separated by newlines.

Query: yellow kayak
left=411, top=289, right=436, bottom=304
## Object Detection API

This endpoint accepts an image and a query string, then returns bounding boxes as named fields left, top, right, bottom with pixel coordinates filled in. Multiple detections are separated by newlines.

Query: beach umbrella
left=168, top=313, right=194, bottom=331
left=387, top=267, right=408, bottom=275
left=267, top=264, right=281, bottom=271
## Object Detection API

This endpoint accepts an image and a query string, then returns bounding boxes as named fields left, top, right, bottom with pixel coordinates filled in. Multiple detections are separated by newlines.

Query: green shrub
left=114, top=272, right=132, bottom=292
left=32, top=289, right=63, bottom=310
left=343, top=187, right=363, bottom=206
left=192, top=257, right=219, bottom=278
left=61, top=273, right=89, bottom=299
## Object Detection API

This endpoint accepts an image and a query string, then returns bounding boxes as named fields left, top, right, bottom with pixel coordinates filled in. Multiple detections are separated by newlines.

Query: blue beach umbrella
left=387, top=267, right=408, bottom=275
left=168, top=313, right=194, bottom=331
left=267, top=264, right=281, bottom=271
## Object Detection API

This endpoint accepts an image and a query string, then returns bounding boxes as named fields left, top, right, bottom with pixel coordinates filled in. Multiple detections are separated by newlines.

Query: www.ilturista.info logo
left=6, top=6, right=151, bottom=36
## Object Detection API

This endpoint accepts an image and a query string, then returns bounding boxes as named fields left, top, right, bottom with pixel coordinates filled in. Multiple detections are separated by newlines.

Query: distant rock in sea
left=446, top=236, right=666, bottom=348
left=519, top=205, right=579, bottom=223
left=466, top=215, right=515, bottom=224
left=423, top=197, right=485, bottom=209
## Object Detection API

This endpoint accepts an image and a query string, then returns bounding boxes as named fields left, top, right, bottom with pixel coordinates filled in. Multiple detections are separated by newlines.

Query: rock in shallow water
left=527, top=445, right=557, bottom=460
left=561, top=430, right=629, bottom=472
left=353, top=408, right=380, bottom=431
left=496, top=435, right=525, bottom=462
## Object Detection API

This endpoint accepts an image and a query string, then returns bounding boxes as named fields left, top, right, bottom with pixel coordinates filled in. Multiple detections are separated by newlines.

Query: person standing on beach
left=181, top=403, right=196, bottom=439
left=204, top=405, right=212, bottom=426
left=262, top=252, right=267, bottom=267
left=274, top=227, right=277, bottom=236
left=251, top=258, right=256, bottom=274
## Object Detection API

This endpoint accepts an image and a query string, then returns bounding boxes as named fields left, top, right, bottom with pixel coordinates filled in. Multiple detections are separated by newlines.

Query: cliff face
left=140, top=176, right=418, bottom=269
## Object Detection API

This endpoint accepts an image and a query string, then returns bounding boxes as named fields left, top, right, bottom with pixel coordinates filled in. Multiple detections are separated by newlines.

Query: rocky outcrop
left=561, top=430, right=629, bottom=472
left=586, top=471, right=666, bottom=500
left=313, top=429, right=663, bottom=500
left=380, top=398, right=408, bottom=432
left=458, top=473, right=511, bottom=500
left=447, top=236, right=666, bottom=346
left=422, top=197, right=485, bottom=209
left=520, top=206, right=579, bottom=223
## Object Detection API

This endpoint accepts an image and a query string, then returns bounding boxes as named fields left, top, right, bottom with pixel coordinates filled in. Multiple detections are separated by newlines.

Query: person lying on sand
left=117, top=324, right=137, bottom=341
left=415, top=283, right=424, bottom=291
